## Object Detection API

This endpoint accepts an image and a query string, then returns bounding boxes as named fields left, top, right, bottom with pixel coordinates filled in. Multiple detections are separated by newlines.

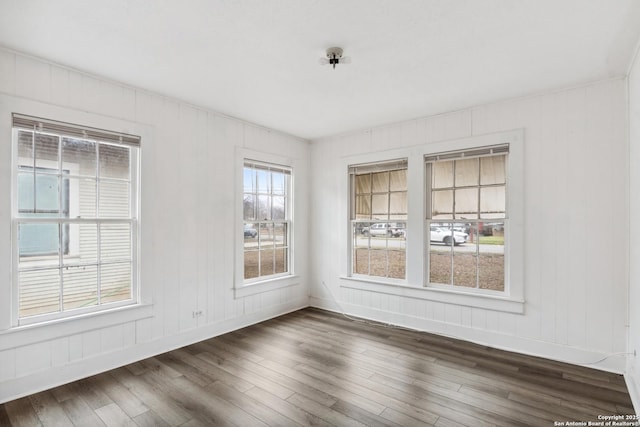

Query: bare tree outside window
left=243, top=161, right=291, bottom=280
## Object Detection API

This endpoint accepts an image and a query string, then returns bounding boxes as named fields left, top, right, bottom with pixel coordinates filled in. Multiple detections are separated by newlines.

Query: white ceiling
left=1, top=0, right=640, bottom=140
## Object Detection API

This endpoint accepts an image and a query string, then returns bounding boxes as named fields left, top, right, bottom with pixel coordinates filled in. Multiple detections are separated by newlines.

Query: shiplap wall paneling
left=0, top=47, right=310, bottom=404
left=627, top=37, right=640, bottom=413
left=177, top=105, right=200, bottom=332
left=0, top=50, right=16, bottom=95
left=309, top=78, right=628, bottom=372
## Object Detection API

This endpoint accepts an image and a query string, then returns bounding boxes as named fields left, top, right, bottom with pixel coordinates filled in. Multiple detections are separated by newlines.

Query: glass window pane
left=480, top=155, right=506, bottom=185
left=243, top=167, right=256, bottom=193
left=355, top=174, right=371, bottom=194
left=272, top=196, right=286, bottom=220
left=18, top=172, right=34, bottom=213
left=64, top=223, right=97, bottom=265
left=100, top=223, right=131, bottom=261
left=100, top=262, right=131, bottom=303
left=371, top=172, right=389, bottom=193
left=19, top=268, right=60, bottom=317
left=355, top=195, right=371, bottom=219
left=354, top=246, right=370, bottom=275
left=275, top=248, right=287, bottom=274
left=63, top=138, right=96, bottom=177
left=243, top=194, right=256, bottom=221
left=99, top=180, right=130, bottom=218
left=244, top=250, right=259, bottom=279
left=272, top=172, right=286, bottom=195
left=368, top=249, right=388, bottom=277
left=454, top=188, right=478, bottom=219
left=388, top=248, right=406, bottom=279
left=69, top=177, right=97, bottom=218
left=453, top=242, right=477, bottom=288
left=432, top=161, right=454, bottom=189
left=244, top=223, right=258, bottom=240
left=429, top=243, right=452, bottom=285
left=258, top=195, right=271, bottom=220
left=19, top=223, right=60, bottom=259
left=257, top=169, right=270, bottom=194
left=243, top=161, right=291, bottom=280
left=432, top=190, right=453, bottom=217
left=371, top=194, right=389, bottom=217
left=35, top=133, right=59, bottom=168
left=17, top=131, right=34, bottom=168
left=480, top=186, right=506, bottom=217
left=99, top=144, right=130, bottom=180
left=479, top=223, right=505, bottom=291
left=63, top=265, right=98, bottom=310
left=274, top=223, right=287, bottom=247
left=260, top=249, right=275, bottom=276
left=389, top=169, right=406, bottom=191
left=389, top=192, right=407, bottom=215
left=259, top=223, right=274, bottom=248
left=35, top=173, right=60, bottom=213
left=455, top=158, right=479, bottom=187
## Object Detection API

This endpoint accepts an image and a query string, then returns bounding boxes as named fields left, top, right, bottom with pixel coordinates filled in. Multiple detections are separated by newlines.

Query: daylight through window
left=12, top=114, right=139, bottom=322
left=426, top=145, right=508, bottom=292
left=243, top=161, right=291, bottom=281
left=350, top=159, right=407, bottom=279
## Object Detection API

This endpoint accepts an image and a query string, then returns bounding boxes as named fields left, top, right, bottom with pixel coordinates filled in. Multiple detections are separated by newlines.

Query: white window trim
left=348, top=159, right=409, bottom=281
left=12, top=134, right=140, bottom=326
left=340, top=129, right=524, bottom=314
left=0, top=94, right=152, bottom=332
left=234, top=147, right=299, bottom=298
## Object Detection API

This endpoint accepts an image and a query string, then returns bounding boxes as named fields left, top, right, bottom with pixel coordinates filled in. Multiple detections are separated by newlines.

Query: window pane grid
left=14, top=125, right=138, bottom=321
left=243, top=161, right=291, bottom=281
left=350, top=161, right=407, bottom=280
left=426, top=150, right=507, bottom=292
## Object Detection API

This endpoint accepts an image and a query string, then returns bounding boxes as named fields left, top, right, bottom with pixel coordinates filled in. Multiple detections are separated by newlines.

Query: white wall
left=309, top=78, right=629, bottom=373
left=627, top=42, right=640, bottom=411
left=0, top=48, right=310, bottom=403
left=0, top=44, right=634, bottom=404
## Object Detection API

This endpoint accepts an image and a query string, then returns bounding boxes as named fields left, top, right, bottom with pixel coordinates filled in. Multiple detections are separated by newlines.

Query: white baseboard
left=0, top=297, right=309, bottom=404
left=309, top=296, right=627, bottom=374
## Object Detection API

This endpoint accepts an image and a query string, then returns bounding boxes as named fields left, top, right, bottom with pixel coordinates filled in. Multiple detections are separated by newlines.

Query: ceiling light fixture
left=319, top=47, right=351, bottom=69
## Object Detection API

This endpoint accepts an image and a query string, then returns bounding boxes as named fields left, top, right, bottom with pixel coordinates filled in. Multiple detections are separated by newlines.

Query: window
left=18, top=166, right=70, bottom=256
left=426, top=145, right=508, bottom=292
left=350, top=159, right=407, bottom=280
left=243, top=161, right=291, bottom=281
left=12, top=114, right=140, bottom=323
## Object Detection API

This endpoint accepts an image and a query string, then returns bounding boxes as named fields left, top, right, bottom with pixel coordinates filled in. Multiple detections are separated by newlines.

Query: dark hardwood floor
left=0, top=307, right=635, bottom=426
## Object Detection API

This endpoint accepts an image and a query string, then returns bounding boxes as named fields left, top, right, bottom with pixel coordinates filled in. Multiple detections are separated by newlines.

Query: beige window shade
left=349, top=159, right=408, bottom=175
left=425, top=144, right=508, bottom=163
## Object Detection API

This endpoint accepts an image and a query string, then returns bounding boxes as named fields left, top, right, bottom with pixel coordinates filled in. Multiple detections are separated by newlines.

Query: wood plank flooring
left=0, top=307, right=635, bottom=426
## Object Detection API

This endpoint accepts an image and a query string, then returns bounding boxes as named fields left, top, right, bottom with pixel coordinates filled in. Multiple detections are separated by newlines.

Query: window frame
left=9, top=113, right=141, bottom=327
left=242, top=160, right=292, bottom=283
left=425, top=146, right=508, bottom=295
left=235, top=147, right=299, bottom=298
left=339, top=130, right=524, bottom=314
left=348, top=159, right=408, bottom=282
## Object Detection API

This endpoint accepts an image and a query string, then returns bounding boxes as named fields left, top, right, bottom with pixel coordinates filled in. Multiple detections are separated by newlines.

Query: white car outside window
left=430, top=227, right=468, bottom=245
left=365, top=223, right=405, bottom=237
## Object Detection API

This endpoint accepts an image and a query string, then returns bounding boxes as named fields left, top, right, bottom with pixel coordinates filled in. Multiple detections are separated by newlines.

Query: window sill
left=340, top=276, right=524, bottom=314
left=0, top=303, right=154, bottom=351
left=235, top=275, right=300, bottom=298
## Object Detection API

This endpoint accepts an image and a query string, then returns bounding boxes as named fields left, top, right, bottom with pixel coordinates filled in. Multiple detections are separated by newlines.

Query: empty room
left=2, top=0, right=640, bottom=425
